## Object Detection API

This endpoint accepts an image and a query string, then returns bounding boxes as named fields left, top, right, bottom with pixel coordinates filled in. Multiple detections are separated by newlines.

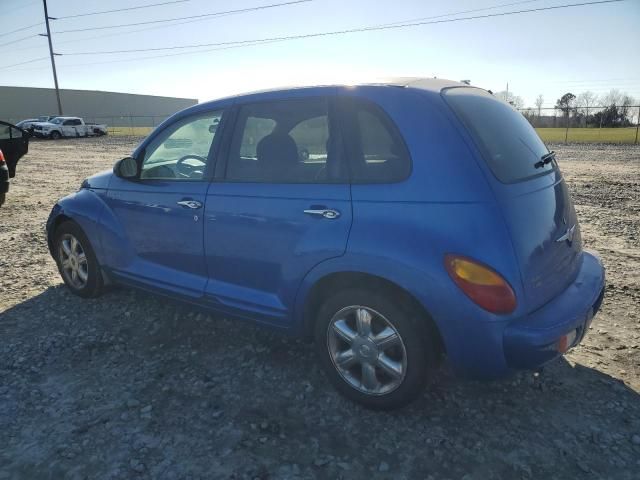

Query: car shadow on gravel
left=2, top=285, right=639, bottom=479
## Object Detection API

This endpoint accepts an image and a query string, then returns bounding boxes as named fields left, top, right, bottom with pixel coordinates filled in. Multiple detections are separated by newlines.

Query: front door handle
left=177, top=200, right=202, bottom=209
left=303, top=208, right=341, bottom=219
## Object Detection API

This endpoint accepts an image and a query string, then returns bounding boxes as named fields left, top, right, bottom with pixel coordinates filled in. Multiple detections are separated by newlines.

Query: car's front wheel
left=315, top=288, right=437, bottom=410
left=54, top=221, right=103, bottom=298
left=50, top=131, right=61, bottom=140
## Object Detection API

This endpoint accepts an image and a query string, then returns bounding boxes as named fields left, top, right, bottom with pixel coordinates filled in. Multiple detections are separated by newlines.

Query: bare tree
left=576, top=91, right=598, bottom=117
left=535, top=94, right=544, bottom=117
left=620, top=94, right=636, bottom=123
left=495, top=90, right=524, bottom=109
left=600, top=88, right=623, bottom=107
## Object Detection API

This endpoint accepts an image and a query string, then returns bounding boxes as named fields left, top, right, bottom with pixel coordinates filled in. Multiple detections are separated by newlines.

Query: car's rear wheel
left=54, top=221, right=103, bottom=298
left=314, top=288, right=436, bottom=410
left=50, top=131, right=61, bottom=140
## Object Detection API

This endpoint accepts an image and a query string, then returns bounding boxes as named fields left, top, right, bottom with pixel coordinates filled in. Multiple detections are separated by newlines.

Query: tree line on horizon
left=496, top=89, right=638, bottom=128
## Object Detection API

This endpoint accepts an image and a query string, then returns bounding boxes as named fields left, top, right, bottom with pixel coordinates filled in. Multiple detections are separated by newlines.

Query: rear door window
left=443, top=87, right=554, bottom=183
left=225, top=97, right=345, bottom=183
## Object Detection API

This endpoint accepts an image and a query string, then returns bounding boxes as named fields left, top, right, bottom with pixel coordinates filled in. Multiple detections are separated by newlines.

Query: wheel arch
left=47, top=213, right=73, bottom=256
left=299, top=269, right=446, bottom=358
left=46, top=190, right=108, bottom=263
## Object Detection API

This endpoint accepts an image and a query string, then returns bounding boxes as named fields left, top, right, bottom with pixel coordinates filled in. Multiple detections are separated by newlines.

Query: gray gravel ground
left=1, top=138, right=639, bottom=479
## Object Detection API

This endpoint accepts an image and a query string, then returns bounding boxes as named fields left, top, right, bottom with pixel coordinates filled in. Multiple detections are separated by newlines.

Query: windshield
left=50, top=118, right=63, bottom=125
left=443, top=87, right=554, bottom=183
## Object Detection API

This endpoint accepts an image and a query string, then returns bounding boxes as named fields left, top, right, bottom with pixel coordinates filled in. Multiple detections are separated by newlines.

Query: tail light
left=444, top=254, right=516, bottom=314
left=0, top=149, right=5, bottom=166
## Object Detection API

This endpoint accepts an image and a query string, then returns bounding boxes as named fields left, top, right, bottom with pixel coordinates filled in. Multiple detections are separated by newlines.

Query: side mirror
left=113, top=156, right=139, bottom=179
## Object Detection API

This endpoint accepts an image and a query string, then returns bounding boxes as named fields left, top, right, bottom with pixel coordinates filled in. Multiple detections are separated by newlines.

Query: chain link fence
left=518, top=105, right=640, bottom=144
left=5, top=106, right=640, bottom=144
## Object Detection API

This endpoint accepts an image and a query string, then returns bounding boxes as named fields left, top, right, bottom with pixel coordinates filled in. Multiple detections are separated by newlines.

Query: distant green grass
left=107, top=125, right=639, bottom=144
left=536, top=127, right=639, bottom=144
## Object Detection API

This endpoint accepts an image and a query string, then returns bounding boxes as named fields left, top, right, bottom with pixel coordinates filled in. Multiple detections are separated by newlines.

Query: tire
left=50, top=131, right=62, bottom=140
left=53, top=221, right=103, bottom=298
left=314, top=288, right=437, bottom=410
left=0, top=192, right=5, bottom=208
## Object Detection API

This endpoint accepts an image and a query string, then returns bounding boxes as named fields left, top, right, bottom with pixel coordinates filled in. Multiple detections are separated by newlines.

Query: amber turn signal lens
left=444, top=255, right=516, bottom=314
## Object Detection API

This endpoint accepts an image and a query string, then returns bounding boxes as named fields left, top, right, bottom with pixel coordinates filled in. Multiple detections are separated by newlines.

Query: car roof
left=197, top=77, right=469, bottom=108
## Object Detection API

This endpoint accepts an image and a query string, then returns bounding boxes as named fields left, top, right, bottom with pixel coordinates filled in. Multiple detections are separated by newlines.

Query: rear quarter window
left=341, top=98, right=411, bottom=184
left=443, top=87, right=554, bottom=183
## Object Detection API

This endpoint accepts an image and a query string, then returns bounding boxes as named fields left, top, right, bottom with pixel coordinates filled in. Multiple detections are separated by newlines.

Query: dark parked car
left=0, top=149, right=8, bottom=207
left=0, top=121, right=29, bottom=207
left=46, top=79, right=605, bottom=409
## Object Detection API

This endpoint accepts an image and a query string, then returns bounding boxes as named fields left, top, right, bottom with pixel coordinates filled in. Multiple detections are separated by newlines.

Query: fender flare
left=47, top=190, right=107, bottom=262
left=291, top=253, right=443, bottom=336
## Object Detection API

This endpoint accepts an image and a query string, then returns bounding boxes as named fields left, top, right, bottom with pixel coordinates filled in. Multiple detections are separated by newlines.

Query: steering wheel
left=176, top=154, right=207, bottom=178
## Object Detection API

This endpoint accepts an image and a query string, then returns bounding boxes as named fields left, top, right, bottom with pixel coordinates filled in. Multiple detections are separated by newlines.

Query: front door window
left=141, top=113, right=222, bottom=181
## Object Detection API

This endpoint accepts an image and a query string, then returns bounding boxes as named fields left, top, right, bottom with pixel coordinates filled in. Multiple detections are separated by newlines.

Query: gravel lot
left=1, top=138, right=639, bottom=479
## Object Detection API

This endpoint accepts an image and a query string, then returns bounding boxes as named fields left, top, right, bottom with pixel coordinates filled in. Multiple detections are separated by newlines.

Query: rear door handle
left=303, top=208, right=341, bottom=219
left=177, top=200, right=202, bottom=209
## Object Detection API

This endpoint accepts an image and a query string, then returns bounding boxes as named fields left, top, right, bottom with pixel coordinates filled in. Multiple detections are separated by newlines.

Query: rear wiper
left=534, top=151, right=556, bottom=169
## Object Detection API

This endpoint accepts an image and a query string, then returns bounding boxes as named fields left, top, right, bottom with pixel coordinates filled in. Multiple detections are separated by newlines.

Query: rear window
left=443, top=87, right=554, bottom=183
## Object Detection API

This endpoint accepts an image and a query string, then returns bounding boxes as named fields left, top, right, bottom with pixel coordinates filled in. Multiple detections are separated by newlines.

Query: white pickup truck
left=31, top=117, right=108, bottom=139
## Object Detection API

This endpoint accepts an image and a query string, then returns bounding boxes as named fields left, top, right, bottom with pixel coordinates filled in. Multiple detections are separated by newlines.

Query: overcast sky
left=3, top=0, right=639, bottom=108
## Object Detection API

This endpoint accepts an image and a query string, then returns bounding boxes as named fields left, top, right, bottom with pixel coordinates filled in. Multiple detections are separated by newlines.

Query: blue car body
left=47, top=79, right=605, bottom=379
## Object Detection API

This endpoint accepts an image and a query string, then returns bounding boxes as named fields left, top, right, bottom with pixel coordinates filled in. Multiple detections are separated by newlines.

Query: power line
left=0, top=0, right=544, bottom=54
left=5, top=0, right=524, bottom=58
left=0, top=22, right=43, bottom=39
left=52, top=0, right=314, bottom=34
left=377, top=0, right=541, bottom=27
left=59, top=0, right=627, bottom=56
left=10, top=5, right=263, bottom=53
left=3, top=56, right=50, bottom=69
left=57, top=40, right=283, bottom=69
left=4, top=0, right=630, bottom=73
left=53, top=0, right=190, bottom=20
left=0, top=34, right=42, bottom=48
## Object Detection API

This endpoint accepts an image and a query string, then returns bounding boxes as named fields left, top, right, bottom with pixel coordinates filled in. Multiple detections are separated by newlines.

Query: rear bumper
left=502, top=250, right=605, bottom=370
left=449, top=250, right=605, bottom=378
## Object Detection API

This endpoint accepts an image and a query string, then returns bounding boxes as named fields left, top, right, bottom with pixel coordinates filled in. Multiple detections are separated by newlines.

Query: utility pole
left=41, top=0, right=63, bottom=115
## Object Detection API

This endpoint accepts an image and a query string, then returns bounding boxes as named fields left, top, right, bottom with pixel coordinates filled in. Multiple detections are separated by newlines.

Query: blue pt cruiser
left=47, top=78, right=605, bottom=409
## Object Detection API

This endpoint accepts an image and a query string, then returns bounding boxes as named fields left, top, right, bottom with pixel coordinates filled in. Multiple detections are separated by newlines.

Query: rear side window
left=341, top=98, right=411, bottom=183
left=226, top=97, right=345, bottom=183
left=443, top=87, right=553, bottom=183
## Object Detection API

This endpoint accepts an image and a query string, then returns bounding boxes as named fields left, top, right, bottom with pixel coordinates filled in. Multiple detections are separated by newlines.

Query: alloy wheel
left=326, top=305, right=407, bottom=396
left=58, top=233, right=89, bottom=289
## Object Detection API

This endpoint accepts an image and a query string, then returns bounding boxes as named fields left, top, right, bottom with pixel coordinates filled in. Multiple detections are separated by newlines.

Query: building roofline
left=0, top=85, right=197, bottom=102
